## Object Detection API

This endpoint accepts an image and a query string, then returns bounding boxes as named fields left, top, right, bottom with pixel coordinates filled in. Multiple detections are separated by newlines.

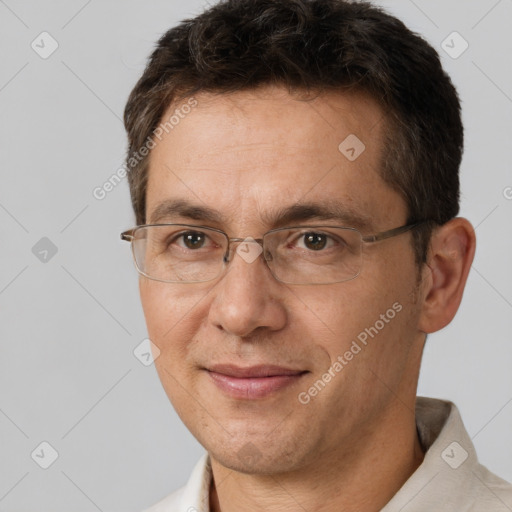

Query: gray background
left=0, top=0, right=511, bottom=511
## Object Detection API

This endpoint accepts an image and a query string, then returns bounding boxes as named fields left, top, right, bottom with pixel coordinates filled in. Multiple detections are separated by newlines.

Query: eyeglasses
left=120, top=222, right=426, bottom=285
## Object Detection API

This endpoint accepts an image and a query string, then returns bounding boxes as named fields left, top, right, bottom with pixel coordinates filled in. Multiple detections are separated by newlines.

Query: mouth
left=205, top=364, right=309, bottom=399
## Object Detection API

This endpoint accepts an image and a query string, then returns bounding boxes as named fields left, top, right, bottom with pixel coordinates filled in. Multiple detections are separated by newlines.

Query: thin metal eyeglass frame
left=120, top=220, right=429, bottom=284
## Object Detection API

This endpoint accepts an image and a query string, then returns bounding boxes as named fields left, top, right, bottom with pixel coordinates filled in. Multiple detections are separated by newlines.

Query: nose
left=207, top=239, right=287, bottom=338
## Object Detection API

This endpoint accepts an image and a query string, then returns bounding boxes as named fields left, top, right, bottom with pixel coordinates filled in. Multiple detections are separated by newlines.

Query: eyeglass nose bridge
left=223, top=236, right=272, bottom=264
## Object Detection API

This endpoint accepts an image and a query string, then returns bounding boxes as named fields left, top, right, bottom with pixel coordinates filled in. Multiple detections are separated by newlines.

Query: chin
left=203, top=429, right=315, bottom=476
left=211, top=446, right=299, bottom=475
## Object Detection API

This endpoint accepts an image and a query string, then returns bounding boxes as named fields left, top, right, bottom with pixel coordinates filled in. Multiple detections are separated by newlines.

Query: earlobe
left=417, top=218, right=476, bottom=334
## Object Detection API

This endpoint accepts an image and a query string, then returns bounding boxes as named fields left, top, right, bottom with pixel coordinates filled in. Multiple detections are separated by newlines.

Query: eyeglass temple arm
left=120, top=230, right=134, bottom=241
left=361, top=221, right=427, bottom=243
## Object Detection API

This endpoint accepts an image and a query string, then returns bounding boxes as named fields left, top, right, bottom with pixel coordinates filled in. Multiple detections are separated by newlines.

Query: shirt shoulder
left=382, top=397, right=512, bottom=511
left=468, top=463, right=512, bottom=511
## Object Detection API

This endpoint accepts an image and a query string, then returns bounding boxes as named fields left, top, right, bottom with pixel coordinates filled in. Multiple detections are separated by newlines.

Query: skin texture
left=139, top=85, right=476, bottom=511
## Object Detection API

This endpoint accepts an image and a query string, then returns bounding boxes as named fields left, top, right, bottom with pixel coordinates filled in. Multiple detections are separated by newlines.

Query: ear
left=417, top=217, right=476, bottom=334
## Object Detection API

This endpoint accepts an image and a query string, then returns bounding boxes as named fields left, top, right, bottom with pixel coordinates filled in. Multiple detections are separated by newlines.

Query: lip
left=206, top=364, right=308, bottom=399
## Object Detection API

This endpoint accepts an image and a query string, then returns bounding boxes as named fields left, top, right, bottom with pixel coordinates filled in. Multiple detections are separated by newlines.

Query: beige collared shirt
left=144, top=397, right=512, bottom=511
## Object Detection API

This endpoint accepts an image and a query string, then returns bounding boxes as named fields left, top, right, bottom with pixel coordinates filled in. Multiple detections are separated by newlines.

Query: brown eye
left=182, top=232, right=206, bottom=249
left=303, top=232, right=328, bottom=251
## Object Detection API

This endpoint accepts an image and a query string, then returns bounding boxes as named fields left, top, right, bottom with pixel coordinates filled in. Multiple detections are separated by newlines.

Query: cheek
left=301, top=287, right=417, bottom=409
left=299, top=272, right=415, bottom=369
left=139, top=279, right=208, bottom=357
left=139, top=279, right=170, bottom=339
left=139, top=280, right=211, bottom=410
left=298, top=282, right=387, bottom=340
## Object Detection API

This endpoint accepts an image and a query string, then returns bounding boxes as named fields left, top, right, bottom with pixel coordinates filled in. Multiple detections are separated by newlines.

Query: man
left=121, top=0, right=512, bottom=510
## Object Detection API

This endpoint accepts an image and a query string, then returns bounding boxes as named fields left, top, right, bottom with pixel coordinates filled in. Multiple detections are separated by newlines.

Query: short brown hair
left=123, top=0, right=463, bottom=266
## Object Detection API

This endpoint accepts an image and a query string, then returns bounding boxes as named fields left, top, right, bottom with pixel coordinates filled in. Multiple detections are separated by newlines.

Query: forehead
left=145, top=85, right=406, bottom=231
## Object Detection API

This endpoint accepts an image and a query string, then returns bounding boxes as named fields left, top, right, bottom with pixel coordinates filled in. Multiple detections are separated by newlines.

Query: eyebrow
left=148, top=198, right=374, bottom=231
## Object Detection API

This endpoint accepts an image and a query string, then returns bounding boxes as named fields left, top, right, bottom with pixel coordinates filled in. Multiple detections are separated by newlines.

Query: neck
left=209, top=399, right=425, bottom=512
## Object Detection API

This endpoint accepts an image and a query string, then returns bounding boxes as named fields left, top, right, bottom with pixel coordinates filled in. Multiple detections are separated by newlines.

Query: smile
left=206, top=364, right=308, bottom=399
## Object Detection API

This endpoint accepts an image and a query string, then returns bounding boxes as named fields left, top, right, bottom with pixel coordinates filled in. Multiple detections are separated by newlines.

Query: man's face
left=140, top=86, right=425, bottom=474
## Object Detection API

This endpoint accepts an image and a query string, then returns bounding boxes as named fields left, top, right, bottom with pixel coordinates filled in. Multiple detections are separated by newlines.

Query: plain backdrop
left=0, top=0, right=511, bottom=511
